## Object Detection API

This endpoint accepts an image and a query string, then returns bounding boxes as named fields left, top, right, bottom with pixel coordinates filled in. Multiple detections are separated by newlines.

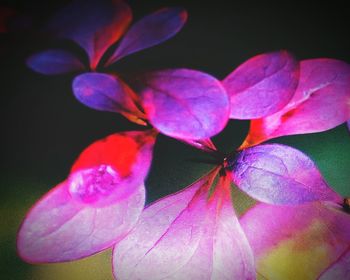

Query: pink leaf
left=138, top=69, right=230, bottom=140
left=72, top=73, right=146, bottom=125
left=222, top=51, right=299, bottom=119
left=229, top=144, right=341, bottom=205
left=113, top=171, right=255, bottom=280
left=318, top=246, right=350, bottom=280
left=242, top=59, right=350, bottom=148
left=240, top=202, right=350, bottom=280
left=17, top=130, right=156, bottom=263
left=27, top=49, right=85, bottom=75
left=106, top=7, right=187, bottom=65
left=47, top=0, right=132, bottom=69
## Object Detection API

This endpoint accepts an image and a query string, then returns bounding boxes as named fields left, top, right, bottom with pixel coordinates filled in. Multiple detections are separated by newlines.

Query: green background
left=1, top=0, right=349, bottom=279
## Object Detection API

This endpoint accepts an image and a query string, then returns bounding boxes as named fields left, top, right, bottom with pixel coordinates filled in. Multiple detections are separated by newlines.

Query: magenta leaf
left=138, top=69, right=230, bottom=140
left=318, top=246, right=350, bottom=280
left=106, top=7, right=187, bottom=65
left=47, top=0, right=132, bottom=69
left=229, top=144, right=341, bottom=205
left=240, top=202, right=350, bottom=279
left=242, top=59, right=350, bottom=148
left=17, top=130, right=156, bottom=263
left=222, top=51, right=299, bottom=119
left=113, top=171, right=255, bottom=280
left=27, top=49, right=84, bottom=75
left=72, top=73, right=145, bottom=124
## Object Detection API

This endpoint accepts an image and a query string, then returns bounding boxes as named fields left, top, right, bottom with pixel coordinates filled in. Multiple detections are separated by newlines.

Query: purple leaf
left=106, top=7, right=187, bottom=65
left=229, top=144, right=341, bottom=205
left=242, top=59, right=350, bottom=148
left=318, top=246, right=350, bottom=280
left=223, top=51, right=299, bottom=119
left=72, top=72, right=146, bottom=124
left=17, top=130, right=156, bottom=263
left=47, top=0, right=132, bottom=69
left=138, top=69, right=230, bottom=140
left=27, top=49, right=84, bottom=75
left=113, top=171, right=255, bottom=280
left=240, top=202, right=350, bottom=280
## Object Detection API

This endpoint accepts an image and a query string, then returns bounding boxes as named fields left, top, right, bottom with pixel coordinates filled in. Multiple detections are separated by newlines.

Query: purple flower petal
left=113, top=171, right=255, bottom=280
left=242, top=59, right=350, bottom=148
left=17, top=130, right=156, bottom=263
left=240, top=202, right=350, bottom=279
left=229, top=144, right=341, bottom=205
left=47, top=0, right=132, bottom=69
left=223, top=51, right=299, bottom=119
left=318, top=247, right=350, bottom=280
left=106, top=7, right=187, bottom=65
left=27, top=49, right=84, bottom=75
left=138, top=69, right=230, bottom=140
left=72, top=73, right=145, bottom=124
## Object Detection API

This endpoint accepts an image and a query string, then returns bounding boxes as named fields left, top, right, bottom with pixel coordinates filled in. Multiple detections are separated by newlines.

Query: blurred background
left=1, top=0, right=349, bottom=279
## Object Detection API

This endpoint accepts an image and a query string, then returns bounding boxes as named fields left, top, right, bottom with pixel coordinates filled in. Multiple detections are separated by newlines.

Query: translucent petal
left=229, top=144, right=341, bottom=205
left=113, top=172, right=255, bottom=280
left=223, top=51, right=299, bottom=119
left=139, top=69, right=230, bottom=140
left=242, top=59, right=350, bottom=148
left=107, top=7, right=187, bottom=65
left=17, top=130, right=156, bottom=263
left=72, top=72, right=145, bottom=124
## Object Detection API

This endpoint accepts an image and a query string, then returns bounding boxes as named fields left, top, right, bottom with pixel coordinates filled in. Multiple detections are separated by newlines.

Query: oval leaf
left=27, top=49, right=84, bottom=75
left=17, top=130, right=156, bottom=263
left=240, top=202, right=350, bottom=280
left=113, top=172, right=255, bottom=280
left=242, top=59, right=350, bottom=148
left=223, top=51, right=299, bottom=119
left=138, top=69, right=230, bottom=140
left=47, top=0, right=132, bottom=69
left=229, top=144, right=341, bottom=205
left=106, top=7, right=187, bottom=65
left=72, top=72, right=145, bottom=124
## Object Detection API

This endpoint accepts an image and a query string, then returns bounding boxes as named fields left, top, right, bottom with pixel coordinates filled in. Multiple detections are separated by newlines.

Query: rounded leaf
left=139, top=69, right=230, bottom=140
left=223, top=51, right=299, bottom=119
left=17, top=130, right=156, bottom=263
left=27, top=49, right=84, bottom=75
left=242, top=59, right=350, bottom=148
left=72, top=73, right=144, bottom=123
left=229, top=144, right=341, bottom=205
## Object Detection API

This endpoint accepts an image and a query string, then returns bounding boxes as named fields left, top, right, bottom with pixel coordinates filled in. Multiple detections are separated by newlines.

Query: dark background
left=1, top=0, right=349, bottom=279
